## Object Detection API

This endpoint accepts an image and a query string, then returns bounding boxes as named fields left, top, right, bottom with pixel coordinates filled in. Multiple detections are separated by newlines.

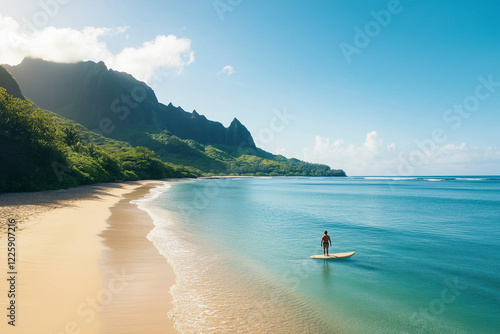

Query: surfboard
left=310, top=251, right=355, bottom=259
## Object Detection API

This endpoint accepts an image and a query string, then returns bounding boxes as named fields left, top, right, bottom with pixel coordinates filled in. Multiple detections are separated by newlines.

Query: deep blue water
left=138, top=176, right=500, bottom=333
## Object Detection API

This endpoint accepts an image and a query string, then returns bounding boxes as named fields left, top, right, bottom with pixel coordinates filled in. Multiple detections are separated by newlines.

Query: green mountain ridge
left=0, top=86, right=197, bottom=192
left=0, top=60, right=345, bottom=192
left=5, top=58, right=256, bottom=149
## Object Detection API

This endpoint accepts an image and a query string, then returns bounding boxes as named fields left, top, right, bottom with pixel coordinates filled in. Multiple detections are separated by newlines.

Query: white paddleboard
left=310, top=251, right=355, bottom=259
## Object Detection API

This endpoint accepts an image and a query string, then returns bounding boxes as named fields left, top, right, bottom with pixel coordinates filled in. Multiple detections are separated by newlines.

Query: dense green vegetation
left=0, top=87, right=343, bottom=193
left=0, top=60, right=345, bottom=192
left=130, top=130, right=346, bottom=177
left=0, top=88, right=195, bottom=192
left=44, top=113, right=345, bottom=178
left=5, top=59, right=345, bottom=177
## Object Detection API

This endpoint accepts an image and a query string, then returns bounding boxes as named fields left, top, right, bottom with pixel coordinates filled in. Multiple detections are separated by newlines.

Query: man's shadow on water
left=322, top=260, right=331, bottom=286
left=321, top=257, right=360, bottom=287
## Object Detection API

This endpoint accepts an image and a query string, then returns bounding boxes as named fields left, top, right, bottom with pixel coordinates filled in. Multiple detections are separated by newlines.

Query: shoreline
left=0, top=180, right=177, bottom=333
left=99, top=182, right=178, bottom=333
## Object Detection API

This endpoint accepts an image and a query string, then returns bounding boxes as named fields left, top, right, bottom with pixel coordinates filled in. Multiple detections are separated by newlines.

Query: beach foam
left=136, top=182, right=336, bottom=333
left=364, top=177, right=417, bottom=181
left=455, top=177, right=485, bottom=181
left=134, top=177, right=500, bottom=333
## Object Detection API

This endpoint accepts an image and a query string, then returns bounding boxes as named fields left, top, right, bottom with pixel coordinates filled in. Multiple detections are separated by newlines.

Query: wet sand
left=0, top=181, right=177, bottom=333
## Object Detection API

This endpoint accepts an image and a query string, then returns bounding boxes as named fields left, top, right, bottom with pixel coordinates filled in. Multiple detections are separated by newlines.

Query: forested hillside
left=5, top=59, right=345, bottom=177
left=0, top=88, right=195, bottom=192
left=0, top=60, right=345, bottom=192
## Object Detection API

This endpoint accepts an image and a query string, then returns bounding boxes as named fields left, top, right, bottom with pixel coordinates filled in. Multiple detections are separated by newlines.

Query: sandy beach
left=0, top=181, right=177, bottom=333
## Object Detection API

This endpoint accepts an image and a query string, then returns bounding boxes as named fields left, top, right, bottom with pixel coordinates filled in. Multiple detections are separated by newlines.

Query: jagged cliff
left=5, top=58, right=256, bottom=149
left=0, top=66, right=24, bottom=100
left=1, top=58, right=345, bottom=178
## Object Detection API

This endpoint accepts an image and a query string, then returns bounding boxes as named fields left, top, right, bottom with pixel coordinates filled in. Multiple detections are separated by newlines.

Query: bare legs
left=323, top=244, right=329, bottom=256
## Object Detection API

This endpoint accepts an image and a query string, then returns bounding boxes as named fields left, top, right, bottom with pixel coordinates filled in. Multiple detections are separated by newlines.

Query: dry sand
left=0, top=181, right=177, bottom=333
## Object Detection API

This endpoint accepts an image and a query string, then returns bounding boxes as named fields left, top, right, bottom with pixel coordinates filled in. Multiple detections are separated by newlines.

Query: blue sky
left=1, top=0, right=499, bottom=175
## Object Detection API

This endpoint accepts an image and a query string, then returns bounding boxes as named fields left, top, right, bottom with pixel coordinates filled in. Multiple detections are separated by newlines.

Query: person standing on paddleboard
left=321, top=230, right=332, bottom=255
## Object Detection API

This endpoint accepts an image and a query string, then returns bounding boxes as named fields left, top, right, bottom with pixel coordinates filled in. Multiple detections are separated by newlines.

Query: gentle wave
left=362, top=176, right=497, bottom=182
left=455, top=178, right=485, bottom=181
left=131, top=182, right=171, bottom=204
left=364, top=177, right=417, bottom=181
left=133, top=177, right=500, bottom=333
left=135, top=182, right=336, bottom=334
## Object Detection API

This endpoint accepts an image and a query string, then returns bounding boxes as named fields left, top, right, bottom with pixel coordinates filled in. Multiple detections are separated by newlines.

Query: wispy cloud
left=0, top=14, right=194, bottom=83
left=301, top=131, right=500, bottom=175
left=220, top=65, right=235, bottom=76
left=301, top=131, right=397, bottom=175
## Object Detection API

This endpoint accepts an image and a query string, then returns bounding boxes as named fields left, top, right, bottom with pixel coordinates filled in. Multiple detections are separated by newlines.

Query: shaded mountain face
left=5, top=58, right=256, bottom=149
left=1, top=59, right=345, bottom=179
left=0, top=66, right=24, bottom=99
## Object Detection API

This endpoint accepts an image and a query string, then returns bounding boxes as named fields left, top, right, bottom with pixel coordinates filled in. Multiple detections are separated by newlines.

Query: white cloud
left=0, top=14, right=194, bottom=83
left=421, top=143, right=500, bottom=165
left=108, top=34, right=195, bottom=81
left=221, top=65, right=235, bottom=76
left=301, top=131, right=500, bottom=176
left=302, top=131, right=398, bottom=175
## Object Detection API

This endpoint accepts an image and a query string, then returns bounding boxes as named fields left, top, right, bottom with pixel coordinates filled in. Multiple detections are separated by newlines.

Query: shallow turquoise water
left=138, top=176, right=500, bottom=333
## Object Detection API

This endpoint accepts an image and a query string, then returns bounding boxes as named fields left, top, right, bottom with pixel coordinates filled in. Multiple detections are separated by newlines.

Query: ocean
left=134, top=176, right=500, bottom=333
